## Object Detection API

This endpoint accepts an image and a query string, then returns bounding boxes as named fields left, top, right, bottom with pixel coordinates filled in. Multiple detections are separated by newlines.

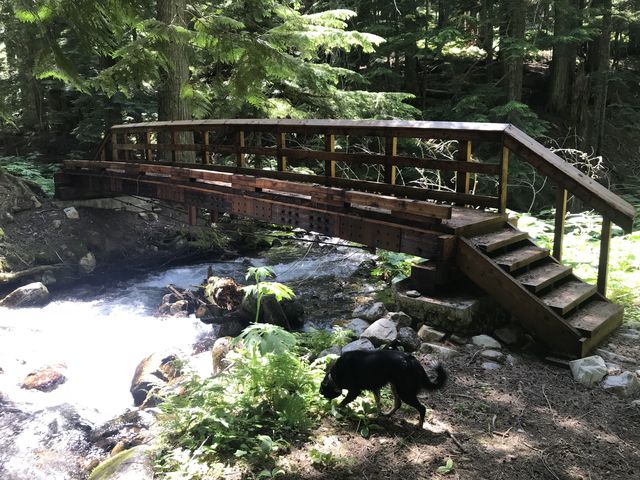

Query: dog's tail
left=420, top=362, right=447, bottom=391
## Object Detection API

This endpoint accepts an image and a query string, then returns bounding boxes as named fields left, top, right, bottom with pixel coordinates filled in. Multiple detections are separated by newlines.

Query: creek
left=0, top=240, right=373, bottom=479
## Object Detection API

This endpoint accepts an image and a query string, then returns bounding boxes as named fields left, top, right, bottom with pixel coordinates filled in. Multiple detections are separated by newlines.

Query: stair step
left=515, top=261, right=573, bottom=292
left=470, top=228, right=529, bottom=253
left=567, top=300, right=623, bottom=337
left=492, top=245, right=549, bottom=272
left=540, top=280, right=597, bottom=315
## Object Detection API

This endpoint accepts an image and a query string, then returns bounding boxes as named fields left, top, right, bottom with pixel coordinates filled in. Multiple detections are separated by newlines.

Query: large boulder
left=569, top=355, right=608, bottom=387
left=417, top=325, right=446, bottom=342
left=420, top=343, right=460, bottom=359
left=341, top=338, right=375, bottom=353
left=341, top=318, right=370, bottom=337
left=352, top=302, right=387, bottom=322
left=471, top=335, right=502, bottom=349
left=601, top=372, right=640, bottom=397
left=130, top=352, right=182, bottom=407
left=361, top=317, right=397, bottom=346
left=395, top=327, right=421, bottom=352
left=0, top=282, right=50, bottom=308
left=22, top=364, right=67, bottom=392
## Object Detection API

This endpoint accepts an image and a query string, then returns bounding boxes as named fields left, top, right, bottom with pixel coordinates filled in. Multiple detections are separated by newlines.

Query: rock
left=480, top=350, right=504, bottom=362
left=216, top=315, right=249, bottom=338
left=405, top=290, right=421, bottom=298
left=395, top=327, right=421, bottom=352
left=4, top=211, right=14, bottom=223
left=41, top=271, right=57, bottom=286
left=569, top=355, right=608, bottom=387
left=493, top=325, right=522, bottom=346
left=138, top=212, right=158, bottom=221
left=317, top=345, right=342, bottom=361
left=419, top=343, right=459, bottom=359
left=130, top=352, right=182, bottom=407
left=482, top=362, right=501, bottom=370
left=387, top=311, right=412, bottom=328
left=30, top=195, right=42, bottom=209
left=211, top=337, right=234, bottom=376
left=22, top=364, right=67, bottom=392
left=63, top=206, right=80, bottom=220
left=88, top=445, right=154, bottom=480
left=353, top=302, right=387, bottom=322
left=281, top=298, right=305, bottom=329
left=342, top=318, right=370, bottom=337
left=450, top=334, right=468, bottom=345
left=601, top=371, right=640, bottom=397
left=417, top=325, right=446, bottom=342
left=606, top=363, right=622, bottom=375
left=53, top=219, right=62, bottom=229
left=361, top=317, right=397, bottom=346
left=505, top=354, right=518, bottom=367
left=169, top=300, right=189, bottom=316
left=619, top=332, right=640, bottom=341
left=341, top=338, right=375, bottom=353
left=471, top=335, right=502, bottom=349
left=79, top=252, right=97, bottom=274
left=91, top=410, right=156, bottom=453
left=0, top=282, right=50, bottom=308
left=630, top=399, right=640, bottom=409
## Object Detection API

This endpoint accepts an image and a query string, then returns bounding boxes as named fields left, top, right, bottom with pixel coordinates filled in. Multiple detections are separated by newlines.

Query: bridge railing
left=98, top=119, right=634, bottom=295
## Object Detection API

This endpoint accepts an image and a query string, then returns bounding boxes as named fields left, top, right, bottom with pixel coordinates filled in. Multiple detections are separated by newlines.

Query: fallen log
left=0, top=264, right=61, bottom=286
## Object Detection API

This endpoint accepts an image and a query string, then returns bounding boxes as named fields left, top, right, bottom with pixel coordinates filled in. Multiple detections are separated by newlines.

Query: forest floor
left=277, top=327, right=640, bottom=480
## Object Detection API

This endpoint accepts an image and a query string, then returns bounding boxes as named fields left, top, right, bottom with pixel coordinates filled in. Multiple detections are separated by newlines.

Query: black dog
left=320, top=350, right=447, bottom=427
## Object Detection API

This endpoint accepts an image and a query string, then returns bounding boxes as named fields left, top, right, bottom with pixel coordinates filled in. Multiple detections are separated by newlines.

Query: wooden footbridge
left=54, top=119, right=635, bottom=358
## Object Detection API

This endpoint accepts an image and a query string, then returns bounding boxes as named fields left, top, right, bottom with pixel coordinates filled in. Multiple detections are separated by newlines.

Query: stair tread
left=567, top=300, right=623, bottom=336
left=470, top=228, right=529, bottom=252
left=492, top=244, right=549, bottom=272
left=515, top=262, right=573, bottom=292
left=540, top=280, right=597, bottom=314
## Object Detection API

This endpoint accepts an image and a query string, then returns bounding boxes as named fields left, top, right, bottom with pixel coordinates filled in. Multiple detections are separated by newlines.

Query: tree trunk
left=157, top=0, right=194, bottom=161
left=501, top=0, right=526, bottom=102
left=480, top=0, right=495, bottom=81
left=548, top=0, right=578, bottom=114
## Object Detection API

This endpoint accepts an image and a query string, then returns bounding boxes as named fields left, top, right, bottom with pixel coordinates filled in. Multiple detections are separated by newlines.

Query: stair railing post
left=384, top=135, right=397, bottom=185
left=145, top=131, right=153, bottom=163
left=325, top=132, right=336, bottom=184
left=553, top=187, right=567, bottom=261
left=276, top=131, right=287, bottom=172
left=203, top=131, right=210, bottom=165
left=237, top=130, right=245, bottom=168
left=170, top=129, right=177, bottom=163
left=111, top=131, right=118, bottom=161
left=456, top=140, right=471, bottom=195
left=498, top=145, right=509, bottom=213
left=597, top=216, right=612, bottom=296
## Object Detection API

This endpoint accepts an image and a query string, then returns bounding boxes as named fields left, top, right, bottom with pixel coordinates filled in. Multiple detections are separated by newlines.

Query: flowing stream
left=0, top=242, right=372, bottom=480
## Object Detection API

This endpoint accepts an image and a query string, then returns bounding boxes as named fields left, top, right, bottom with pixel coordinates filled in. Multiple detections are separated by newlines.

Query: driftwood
left=205, top=276, right=244, bottom=311
left=0, top=265, right=61, bottom=285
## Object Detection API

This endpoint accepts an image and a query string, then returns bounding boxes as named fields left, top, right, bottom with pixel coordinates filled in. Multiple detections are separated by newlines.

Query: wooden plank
left=456, top=140, right=471, bottom=195
left=514, top=261, right=572, bottom=292
left=597, top=217, right=612, bottom=295
left=325, top=133, right=335, bottom=179
left=553, top=187, right=567, bottom=261
left=384, top=136, right=397, bottom=185
left=504, top=126, right=635, bottom=232
left=566, top=299, right=622, bottom=337
left=540, top=279, right=597, bottom=315
left=345, top=190, right=451, bottom=219
left=498, top=146, right=509, bottom=213
left=456, top=238, right=581, bottom=357
left=492, top=244, right=549, bottom=272
left=469, top=227, right=528, bottom=252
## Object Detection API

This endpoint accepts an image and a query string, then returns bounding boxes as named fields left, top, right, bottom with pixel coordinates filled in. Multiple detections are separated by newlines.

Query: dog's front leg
left=382, top=384, right=402, bottom=417
left=338, top=390, right=360, bottom=407
left=373, top=390, right=382, bottom=412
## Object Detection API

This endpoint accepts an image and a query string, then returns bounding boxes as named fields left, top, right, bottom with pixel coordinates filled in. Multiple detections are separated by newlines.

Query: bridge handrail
left=97, top=118, right=636, bottom=294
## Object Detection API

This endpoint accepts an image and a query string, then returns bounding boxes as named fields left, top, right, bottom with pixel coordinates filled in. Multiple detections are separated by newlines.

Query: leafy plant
left=436, top=458, right=455, bottom=475
left=295, top=327, right=353, bottom=358
left=308, top=447, right=346, bottom=469
left=156, top=324, right=328, bottom=478
left=0, top=155, right=61, bottom=197
left=371, top=250, right=423, bottom=283
left=242, top=266, right=296, bottom=323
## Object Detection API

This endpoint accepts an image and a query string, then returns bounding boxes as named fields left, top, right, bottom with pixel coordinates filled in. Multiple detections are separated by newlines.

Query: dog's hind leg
left=382, top=384, right=402, bottom=417
left=396, top=387, right=427, bottom=428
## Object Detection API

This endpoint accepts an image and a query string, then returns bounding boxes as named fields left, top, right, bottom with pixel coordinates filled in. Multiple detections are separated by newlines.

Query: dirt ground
left=278, top=328, right=640, bottom=480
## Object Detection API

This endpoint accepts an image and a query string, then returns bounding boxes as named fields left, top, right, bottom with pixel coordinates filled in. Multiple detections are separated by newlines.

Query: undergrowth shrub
left=155, top=324, right=330, bottom=478
left=0, top=155, right=61, bottom=196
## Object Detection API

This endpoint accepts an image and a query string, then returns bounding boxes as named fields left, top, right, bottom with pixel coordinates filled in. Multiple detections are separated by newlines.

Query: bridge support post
left=187, top=205, right=197, bottom=226
left=456, top=140, right=471, bottom=197
left=384, top=136, right=397, bottom=185
left=597, top=217, right=612, bottom=295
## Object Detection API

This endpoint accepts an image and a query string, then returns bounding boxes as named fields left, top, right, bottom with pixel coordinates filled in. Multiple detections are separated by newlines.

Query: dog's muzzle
left=320, top=372, right=341, bottom=399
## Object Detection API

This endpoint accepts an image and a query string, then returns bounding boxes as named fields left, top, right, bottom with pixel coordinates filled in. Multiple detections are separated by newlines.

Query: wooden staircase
left=456, top=222, right=623, bottom=358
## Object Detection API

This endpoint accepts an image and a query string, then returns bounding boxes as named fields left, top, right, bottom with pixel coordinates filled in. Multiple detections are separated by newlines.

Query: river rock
left=417, top=325, right=446, bottom=342
left=353, top=302, right=387, bottom=322
left=79, top=252, right=97, bottom=274
left=482, top=361, right=501, bottom=371
left=342, top=318, right=370, bottom=337
left=493, top=325, right=522, bottom=345
left=88, top=445, right=154, bottom=480
left=387, top=311, right=412, bottom=328
left=361, top=317, right=397, bottom=346
left=22, top=364, right=67, bottom=392
left=569, top=355, right=608, bottom=387
left=419, top=342, right=459, bottom=359
left=52, top=219, right=62, bottom=228
left=0, top=282, right=50, bottom=308
left=606, top=363, right=622, bottom=375
left=471, top=335, right=502, bottom=349
left=130, top=352, right=182, bottom=407
left=601, top=371, right=640, bottom=397
left=342, top=338, right=375, bottom=353
left=64, top=206, right=79, bottom=219
left=169, top=300, right=189, bottom=316
left=211, top=337, right=234, bottom=376
left=317, top=345, right=342, bottom=361
left=480, top=350, right=504, bottom=362
left=395, top=327, right=421, bottom=352
left=91, top=410, right=156, bottom=453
